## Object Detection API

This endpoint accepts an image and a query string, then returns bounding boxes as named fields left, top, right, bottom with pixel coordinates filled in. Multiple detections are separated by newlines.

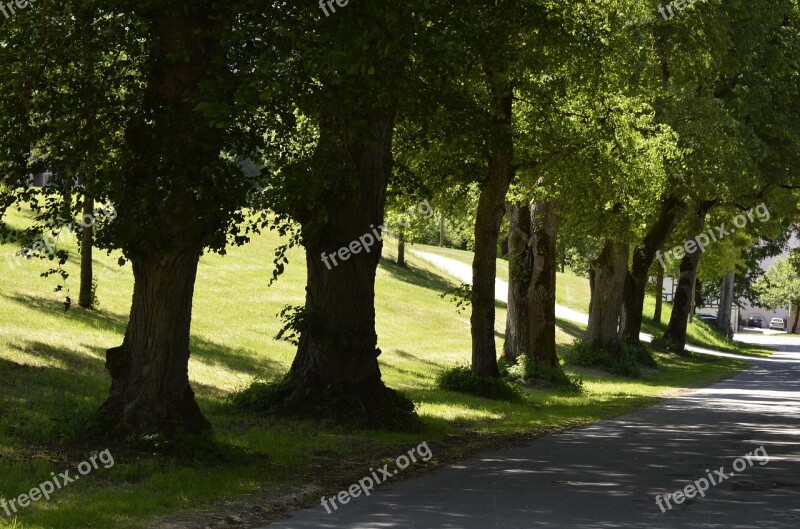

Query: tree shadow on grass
left=0, top=341, right=109, bottom=441
left=4, top=293, right=129, bottom=336
left=556, top=317, right=586, bottom=340
left=392, top=349, right=449, bottom=371
left=379, top=256, right=465, bottom=295
left=189, top=335, right=286, bottom=386
left=0, top=337, right=287, bottom=443
left=380, top=257, right=508, bottom=312
left=3, top=293, right=284, bottom=384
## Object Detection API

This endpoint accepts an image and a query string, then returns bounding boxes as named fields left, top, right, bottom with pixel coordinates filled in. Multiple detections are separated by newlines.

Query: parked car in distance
left=747, top=315, right=765, bottom=328
left=696, top=314, right=717, bottom=323
left=769, top=318, right=786, bottom=331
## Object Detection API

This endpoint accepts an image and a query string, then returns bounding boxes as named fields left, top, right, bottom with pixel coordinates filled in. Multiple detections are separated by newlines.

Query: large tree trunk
left=653, top=268, right=664, bottom=324
left=621, top=197, right=683, bottom=345
left=470, top=71, right=514, bottom=378
left=100, top=250, right=209, bottom=436
left=397, top=228, right=406, bottom=267
left=98, top=6, right=233, bottom=438
left=282, top=107, right=415, bottom=427
left=79, top=195, right=94, bottom=309
left=716, top=271, right=735, bottom=335
left=586, top=240, right=629, bottom=354
left=504, top=198, right=563, bottom=378
left=504, top=201, right=531, bottom=362
left=526, top=200, right=562, bottom=371
left=662, top=204, right=712, bottom=353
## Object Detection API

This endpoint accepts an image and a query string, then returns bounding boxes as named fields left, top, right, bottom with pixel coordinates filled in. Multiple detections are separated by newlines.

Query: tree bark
left=586, top=240, right=629, bottom=354
left=526, top=200, right=561, bottom=371
left=620, top=196, right=683, bottom=344
left=100, top=250, right=209, bottom=436
left=283, top=107, right=414, bottom=426
left=99, top=5, right=234, bottom=437
left=471, top=70, right=514, bottom=378
left=504, top=201, right=532, bottom=362
left=397, top=228, right=406, bottom=267
left=504, top=198, right=563, bottom=377
left=716, top=271, right=735, bottom=335
left=662, top=203, right=713, bottom=353
left=78, top=195, right=94, bottom=309
left=653, top=268, right=664, bottom=324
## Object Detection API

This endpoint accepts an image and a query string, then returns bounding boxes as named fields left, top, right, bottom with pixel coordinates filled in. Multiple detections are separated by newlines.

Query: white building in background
left=661, top=231, right=800, bottom=332
left=27, top=171, right=53, bottom=187
left=737, top=233, right=800, bottom=330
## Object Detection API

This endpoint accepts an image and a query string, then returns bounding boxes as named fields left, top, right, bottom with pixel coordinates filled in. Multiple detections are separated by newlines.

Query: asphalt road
left=265, top=335, right=800, bottom=529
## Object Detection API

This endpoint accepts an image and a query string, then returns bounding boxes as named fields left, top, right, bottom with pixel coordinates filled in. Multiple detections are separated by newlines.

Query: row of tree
left=1, top=0, right=799, bottom=438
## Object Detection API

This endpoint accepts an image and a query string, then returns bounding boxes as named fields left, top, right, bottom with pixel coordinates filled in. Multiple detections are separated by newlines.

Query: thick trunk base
left=586, top=240, right=629, bottom=355
left=95, top=251, right=210, bottom=440
left=98, top=358, right=210, bottom=438
left=236, top=377, right=420, bottom=431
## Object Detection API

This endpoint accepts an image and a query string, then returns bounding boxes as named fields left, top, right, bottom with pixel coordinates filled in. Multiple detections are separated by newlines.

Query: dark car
left=747, top=315, right=765, bottom=328
left=696, top=314, right=717, bottom=323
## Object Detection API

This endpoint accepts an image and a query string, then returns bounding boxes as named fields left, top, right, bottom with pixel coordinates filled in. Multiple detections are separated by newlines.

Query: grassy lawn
left=0, top=212, right=766, bottom=529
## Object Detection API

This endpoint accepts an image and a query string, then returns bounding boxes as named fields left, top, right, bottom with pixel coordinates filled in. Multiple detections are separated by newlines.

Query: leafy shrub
left=562, top=340, right=657, bottom=378
left=500, top=356, right=583, bottom=391
left=437, top=366, right=522, bottom=401
left=623, top=342, right=658, bottom=368
left=522, top=357, right=584, bottom=391
left=650, top=336, right=687, bottom=355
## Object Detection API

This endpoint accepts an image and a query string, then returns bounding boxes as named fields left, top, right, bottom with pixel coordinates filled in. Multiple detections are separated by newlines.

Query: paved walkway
left=263, top=252, right=800, bottom=528
left=265, top=334, right=800, bottom=528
